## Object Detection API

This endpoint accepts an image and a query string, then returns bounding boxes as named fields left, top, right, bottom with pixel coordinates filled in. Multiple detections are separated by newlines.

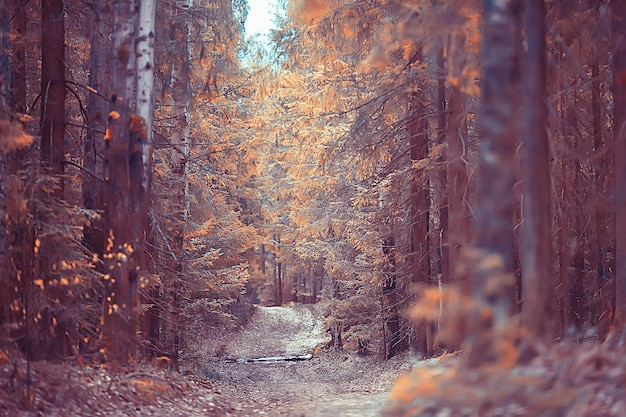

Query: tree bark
left=135, top=0, right=157, bottom=358
left=408, top=89, right=430, bottom=358
left=446, top=34, right=469, bottom=288
left=39, top=0, right=67, bottom=359
left=591, top=47, right=611, bottom=337
left=9, top=0, right=26, bottom=123
left=435, top=43, right=448, bottom=285
left=0, top=0, right=10, bottom=327
left=84, top=0, right=108, bottom=238
left=162, top=0, right=193, bottom=367
left=41, top=0, right=65, bottom=183
left=520, top=0, right=553, bottom=341
left=613, top=0, right=626, bottom=329
left=101, top=0, right=138, bottom=364
left=466, top=0, right=521, bottom=366
left=7, top=0, right=27, bottom=175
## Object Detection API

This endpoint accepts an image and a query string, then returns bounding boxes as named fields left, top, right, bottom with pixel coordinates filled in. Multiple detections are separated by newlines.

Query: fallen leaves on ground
left=0, top=357, right=261, bottom=417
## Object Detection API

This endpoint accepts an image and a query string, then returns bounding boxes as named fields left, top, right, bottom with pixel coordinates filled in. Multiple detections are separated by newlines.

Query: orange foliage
left=0, top=120, right=33, bottom=154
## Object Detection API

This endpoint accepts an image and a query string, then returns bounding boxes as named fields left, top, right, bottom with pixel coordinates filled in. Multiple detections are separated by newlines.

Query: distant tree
left=408, top=87, right=430, bottom=358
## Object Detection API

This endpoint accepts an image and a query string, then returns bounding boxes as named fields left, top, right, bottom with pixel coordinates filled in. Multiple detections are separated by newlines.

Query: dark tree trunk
left=589, top=11, right=611, bottom=338
left=408, top=90, right=430, bottom=358
left=83, top=0, right=108, bottom=256
left=572, top=160, right=585, bottom=330
left=520, top=0, right=553, bottom=341
left=558, top=154, right=571, bottom=335
left=7, top=0, right=27, bottom=175
left=382, top=236, right=405, bottom=358
left=466, top=0, right=521, bottom=366
left=41, top=0, right=65, bottom=182
left=101, top=0, right=138, bottom=364
left=613, top=0, right=626, bottom=329
left=435, top=43, right=448, bottom=285
left=39, top=0, right=67, bottom=359
left=9, top=0, right=26, bottom=117
left=446, top=35, right=469, bottom=289
left=0, top=0, right=10, bottom=328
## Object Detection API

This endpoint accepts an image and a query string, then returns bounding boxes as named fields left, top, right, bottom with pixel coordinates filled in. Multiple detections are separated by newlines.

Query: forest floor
left=0, top=303, right=413, bottom=416
left=6, top=304, right=626, bottom=416
left=202, top=303, right=413, bottom=416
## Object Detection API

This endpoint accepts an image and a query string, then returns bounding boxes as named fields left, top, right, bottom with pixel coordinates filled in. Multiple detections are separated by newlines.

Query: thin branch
left=62, top=159, right=106, bottom=183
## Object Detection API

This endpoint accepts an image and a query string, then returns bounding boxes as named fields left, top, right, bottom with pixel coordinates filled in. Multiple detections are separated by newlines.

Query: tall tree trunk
left=41, top=0, right=65, bottom=182
left=7, top=0, right=27, bottom=175
left=101, top=0, right=138, bottom=364
left=81, top=0, right=110, bottom=355
left=446, top=34, right=469, bottom=288
left=572, top=155, right=585, bottom=329
left=613, top=0, right=626, bottom=330
left=135, top=0, right=157, bottom=358
left=9, top=0, right=26, bottom=122
left=558, top=158, right=571, bottom=335
left=435, top=42, right=448, bottom=284
left=520, top=0, right=553, bottom=341
left=0, top=0, right=10, bottom=328
left=408, top=89, right=430, bottom=358
left=591, top=26, right=611, bottom=338
left=163, top=0, right=192, bottom=368
left=84, top=0, right=108, bottom=250
left=382, top=236, right=405, bottom=358
left=39, top=0, right=67, bottom=359
left=466, top=0, right=521, bottom=367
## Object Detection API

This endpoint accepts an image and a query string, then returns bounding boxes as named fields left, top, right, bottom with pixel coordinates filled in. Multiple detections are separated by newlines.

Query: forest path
left=208, top=303, right=411, bottom=416
left=221, top=303, right=327, bottom=359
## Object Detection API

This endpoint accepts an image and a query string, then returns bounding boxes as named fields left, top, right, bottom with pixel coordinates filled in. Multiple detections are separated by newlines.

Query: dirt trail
left=221, top=303, right=327, bottom=359
left=207, top=303, right=412, bottom=416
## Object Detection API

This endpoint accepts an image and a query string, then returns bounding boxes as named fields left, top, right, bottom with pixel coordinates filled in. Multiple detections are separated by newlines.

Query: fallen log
left=224, top=353, right=313, bottom=363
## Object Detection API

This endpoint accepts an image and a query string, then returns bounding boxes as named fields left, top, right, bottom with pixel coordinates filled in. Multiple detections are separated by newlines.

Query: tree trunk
left=466, top=0, right=521, bottom=367
left=520, top=0, right=553, bottom=341
left=408, top=89, right=430, bottom=358
left=591, top=50, right=611, bottom=337
left=101, top=0, right=138, bottom=364
left=163, top=0, right=192, bottom=368
left=613, top=0, right=626, bottom=329
left=446, top=34, right=469, bottom=288
left=84, top=0, right=108, bottom=247
left=39, top=0, right=67, bottom=359
left=135, top=0, right=157, bottom=358
left=7, top=0, right=27, bottom=175
left=0, top=0, right=10, bottom=328
left=435, top=43, right=448, bottom=285
left=9, top=0, right=26, bottom=122
left=572, top=158, right=585, bottom=330
left=41, top=0, right=65, bottom=182
left=558, top=157, right=571, bottom=334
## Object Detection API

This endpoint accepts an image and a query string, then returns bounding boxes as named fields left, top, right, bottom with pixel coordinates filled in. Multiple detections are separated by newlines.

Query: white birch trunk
left=136, top=0, right=157, bottom=191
